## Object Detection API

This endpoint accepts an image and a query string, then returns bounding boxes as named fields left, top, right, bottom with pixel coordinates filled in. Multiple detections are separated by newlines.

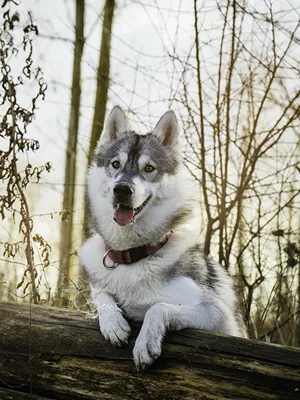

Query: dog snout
left=113, top=183, right=133, bottom=202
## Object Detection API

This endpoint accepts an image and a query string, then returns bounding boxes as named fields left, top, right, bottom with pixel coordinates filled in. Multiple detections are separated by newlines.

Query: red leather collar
left=104, top=231, right=172, bottom=267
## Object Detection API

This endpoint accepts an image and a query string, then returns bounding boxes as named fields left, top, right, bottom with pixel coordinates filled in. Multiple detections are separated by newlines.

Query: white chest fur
left=79, top=233, right=202, bottom=321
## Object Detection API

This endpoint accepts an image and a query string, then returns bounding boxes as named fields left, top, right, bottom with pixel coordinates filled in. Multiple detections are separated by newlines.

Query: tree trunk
left=0, top=301, right=300, bottom=400
left=78, top=0, right=116, bottom=308
left=83, top=0, right=116, bottom=238
left=57, top=0, right=85, bottom=306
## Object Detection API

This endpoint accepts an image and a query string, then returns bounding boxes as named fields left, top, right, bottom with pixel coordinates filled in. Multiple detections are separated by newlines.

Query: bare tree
left=57, top=0, right=85, bottom=306
left=83, top=0, right=116, bottom=237
left=176, top=0, right=300, bottom=341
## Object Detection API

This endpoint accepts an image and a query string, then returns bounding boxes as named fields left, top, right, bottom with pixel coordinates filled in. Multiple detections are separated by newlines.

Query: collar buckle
left=103, top=249, right=119, bottom=270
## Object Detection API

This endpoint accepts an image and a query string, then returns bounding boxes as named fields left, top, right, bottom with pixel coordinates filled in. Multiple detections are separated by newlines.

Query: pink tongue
left=114, top=206, right=134, bottom=226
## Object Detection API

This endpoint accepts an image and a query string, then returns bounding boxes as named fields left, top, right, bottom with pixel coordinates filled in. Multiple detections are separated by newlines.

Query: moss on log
left=0, top=301, right=299, bottom=399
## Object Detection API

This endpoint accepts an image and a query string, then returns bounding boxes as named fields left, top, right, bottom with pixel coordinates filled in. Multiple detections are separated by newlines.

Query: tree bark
left=0, top=301, right=299, bottom=400
left=87, top=0, right=115, bottom=165
left=57, top=0, right=85, bottom=306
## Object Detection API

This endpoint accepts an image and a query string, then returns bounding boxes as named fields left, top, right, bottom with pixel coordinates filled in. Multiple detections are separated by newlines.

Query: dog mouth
left=113, top=196, right=152, bottom=226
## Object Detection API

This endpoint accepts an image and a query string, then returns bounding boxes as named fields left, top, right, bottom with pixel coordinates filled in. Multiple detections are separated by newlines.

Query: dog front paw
left=133, top=305, right=167, bottom=371
left=99, top=310, right=131, bottom=347
left=133, top=332, right=163, bottom=371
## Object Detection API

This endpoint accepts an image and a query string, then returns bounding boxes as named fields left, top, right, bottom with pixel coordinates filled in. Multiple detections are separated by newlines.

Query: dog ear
left=98, top=106, right=128, bottom=146
left=152, top=111, right=180, bottom=147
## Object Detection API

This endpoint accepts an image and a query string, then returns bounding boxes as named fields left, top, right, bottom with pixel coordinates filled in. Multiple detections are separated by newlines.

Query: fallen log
left=0, top=301, right=299, bottom=399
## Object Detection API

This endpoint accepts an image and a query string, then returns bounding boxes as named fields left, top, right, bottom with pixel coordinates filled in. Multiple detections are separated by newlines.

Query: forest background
left=0, top=0, right=299, bottom=346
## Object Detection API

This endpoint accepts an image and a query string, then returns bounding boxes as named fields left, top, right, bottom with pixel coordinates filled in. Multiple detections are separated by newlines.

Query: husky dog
left=79, top=106, right=246, bottom=371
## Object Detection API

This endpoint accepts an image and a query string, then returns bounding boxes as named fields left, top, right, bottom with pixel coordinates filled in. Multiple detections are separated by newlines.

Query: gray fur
left=161, top=244, right=228, bottom=293
left=96, top=132, right=181, bottom=180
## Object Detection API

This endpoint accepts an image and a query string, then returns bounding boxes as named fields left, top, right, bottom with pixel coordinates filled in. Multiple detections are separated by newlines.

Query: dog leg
left=133, top=296, right=242, bottom=371
left=91, top=289, right=131, bottom=347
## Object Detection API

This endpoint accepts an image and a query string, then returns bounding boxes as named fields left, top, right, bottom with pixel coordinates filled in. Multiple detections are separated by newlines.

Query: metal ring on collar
left=103, top=249, right=118, bottom=270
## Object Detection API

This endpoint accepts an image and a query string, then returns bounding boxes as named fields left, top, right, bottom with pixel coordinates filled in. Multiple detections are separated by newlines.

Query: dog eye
left=144, top=164, right=155, bottom=173
left=111, top=160, right=120, bottom=169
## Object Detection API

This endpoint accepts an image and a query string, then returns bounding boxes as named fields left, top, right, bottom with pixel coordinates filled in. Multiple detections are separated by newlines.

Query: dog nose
left=113, top=183, right=133, bottom=201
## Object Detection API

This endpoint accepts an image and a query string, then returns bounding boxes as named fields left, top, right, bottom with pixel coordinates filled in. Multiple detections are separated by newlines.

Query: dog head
left=89, top=106, right=182, bottom=228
